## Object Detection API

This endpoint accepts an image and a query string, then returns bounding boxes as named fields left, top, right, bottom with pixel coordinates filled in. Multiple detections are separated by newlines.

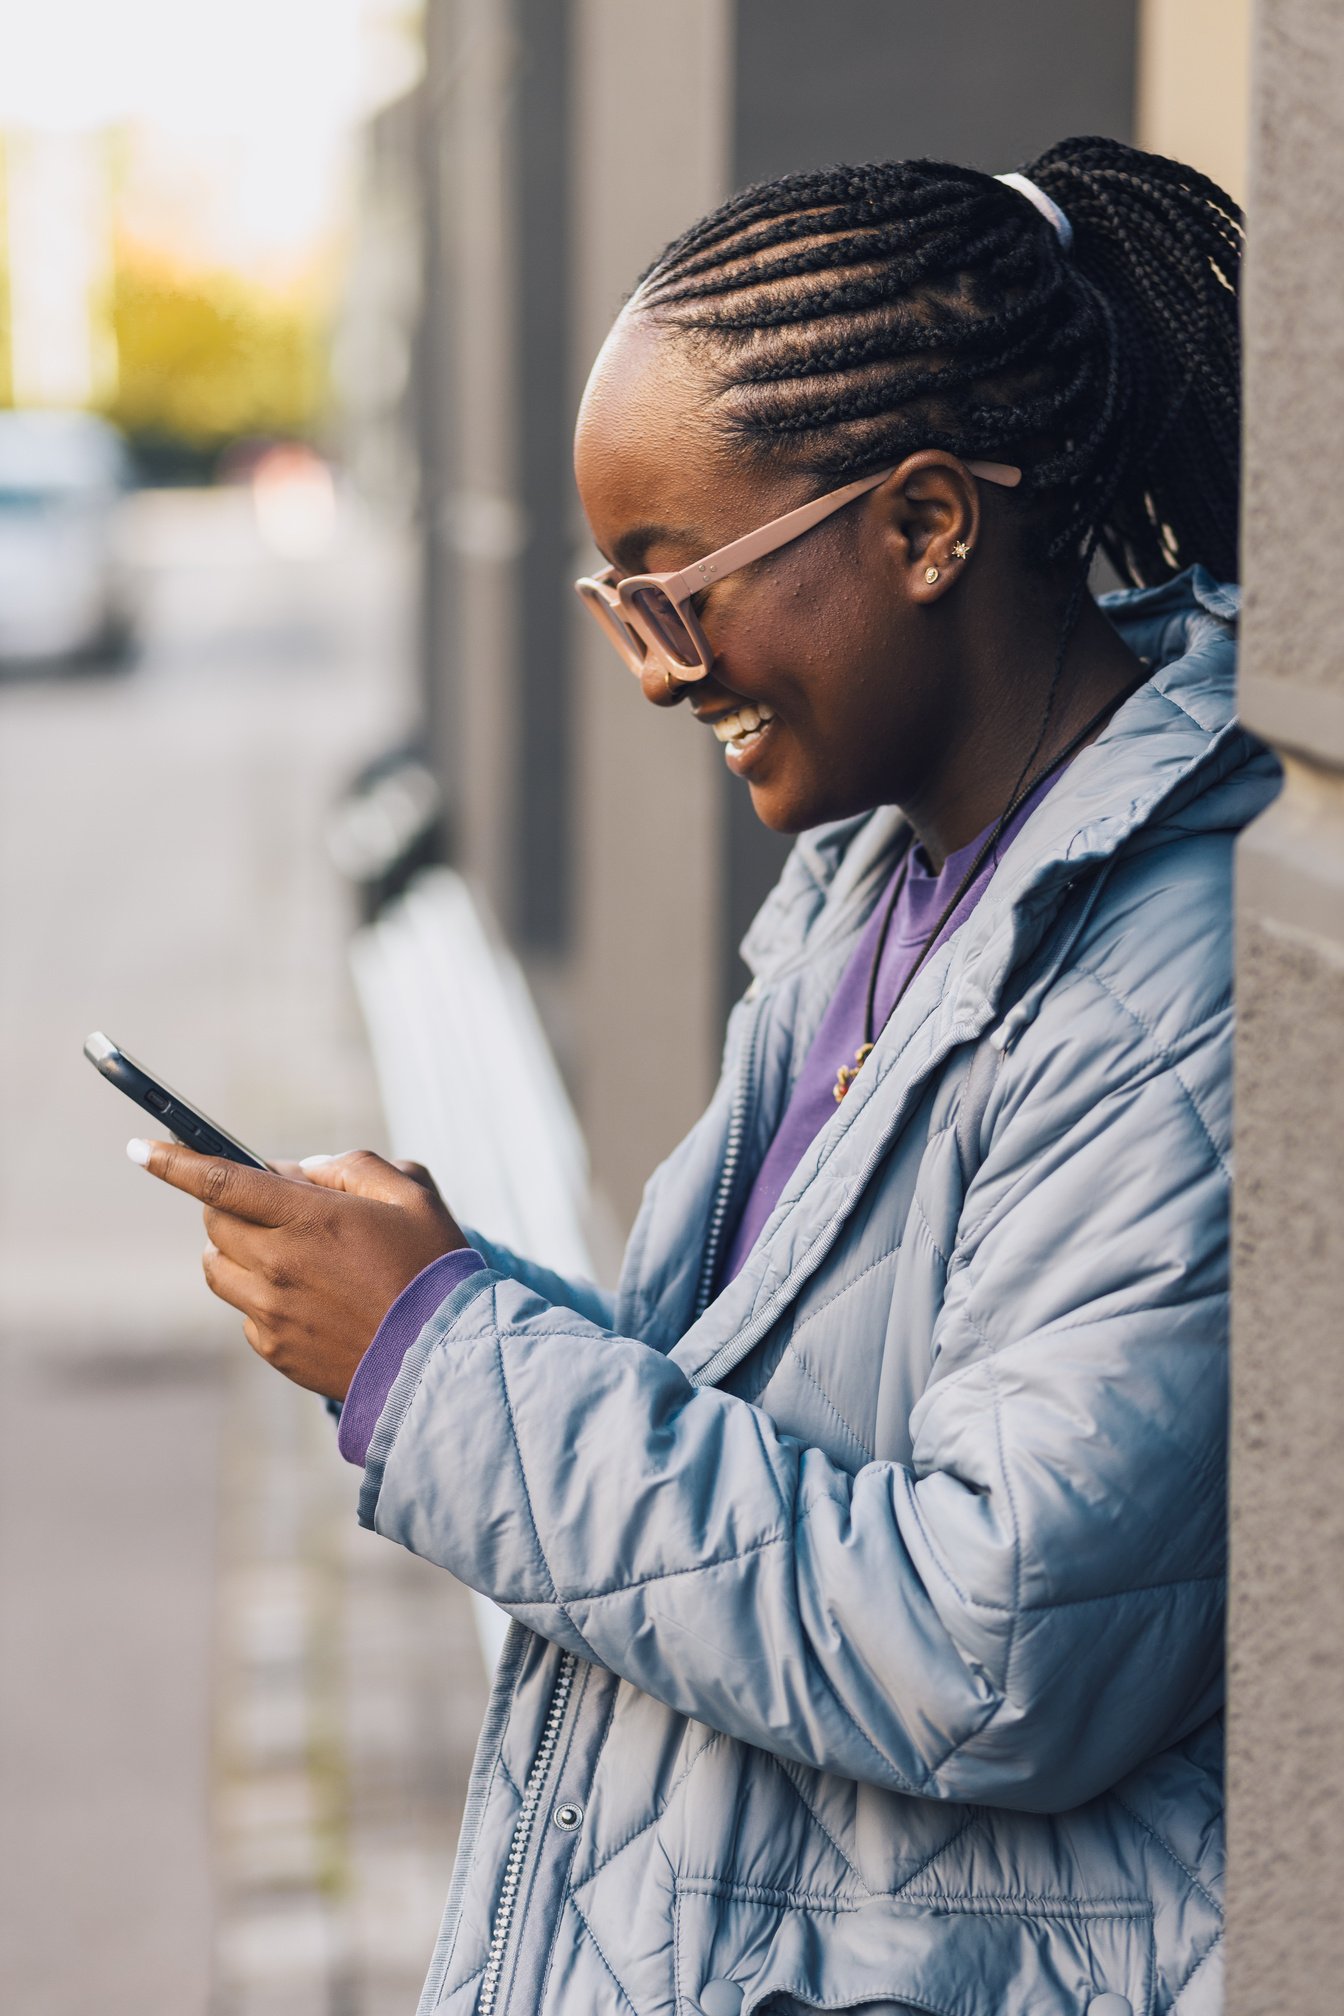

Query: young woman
left=140, top=138, right=1272, bottom=2015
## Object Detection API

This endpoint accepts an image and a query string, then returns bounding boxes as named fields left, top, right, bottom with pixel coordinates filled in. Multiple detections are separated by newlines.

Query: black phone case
left=85, top=1036, right=269, bottom=1169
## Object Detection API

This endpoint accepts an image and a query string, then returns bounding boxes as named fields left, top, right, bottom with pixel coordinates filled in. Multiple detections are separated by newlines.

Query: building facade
left=381, top=5, right=1344, bottom=2008
left=411, top=0, right=1156, bottom=1234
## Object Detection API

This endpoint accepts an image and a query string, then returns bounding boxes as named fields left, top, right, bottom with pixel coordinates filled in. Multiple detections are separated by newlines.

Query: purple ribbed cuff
left=337, top=1248, right=485, bottom=1466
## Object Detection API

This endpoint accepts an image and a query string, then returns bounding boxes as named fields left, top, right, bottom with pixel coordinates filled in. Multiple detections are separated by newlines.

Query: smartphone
left=84, top=1032, right=270, bottom=1169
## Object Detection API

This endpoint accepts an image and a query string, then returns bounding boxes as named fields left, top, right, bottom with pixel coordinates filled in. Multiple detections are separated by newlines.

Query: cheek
left=787, top=622, right=938, bottom=813
left=713, top=572, right=861, bottom=703
left=781, top=597, right=902, bottom=742
left=709, top=561, right=927, bottom=796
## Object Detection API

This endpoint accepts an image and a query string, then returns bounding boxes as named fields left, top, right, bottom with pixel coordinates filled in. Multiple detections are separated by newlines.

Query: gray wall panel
left=514, top=0, right=575, bottom=950
left=1227, top=2, right=1344, bottom=2007
left=719, top=0, right=1138, bottom=1019
left=733, top=0, right=1136, bottom=182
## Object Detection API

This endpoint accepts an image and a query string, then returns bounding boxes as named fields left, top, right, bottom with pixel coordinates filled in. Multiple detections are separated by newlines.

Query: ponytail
left=1027, top=137, right=1241, bottom=585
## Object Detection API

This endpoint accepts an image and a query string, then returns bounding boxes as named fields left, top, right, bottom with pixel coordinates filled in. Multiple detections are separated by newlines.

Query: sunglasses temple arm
left=659, top=460, right=1021, bottom=601
left=966, top=458, right=1022, bottom=488
left=659, top=468, right=893, bottom=600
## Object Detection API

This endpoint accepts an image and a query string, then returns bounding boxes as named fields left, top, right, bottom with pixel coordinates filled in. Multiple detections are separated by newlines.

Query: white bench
left=350, top=865, right=597, bottom=1667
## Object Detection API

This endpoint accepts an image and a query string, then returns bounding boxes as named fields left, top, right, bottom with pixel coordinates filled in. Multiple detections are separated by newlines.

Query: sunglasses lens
left=579, top=583, right=647, bottom=669
left=626, top=585, right=704, bottom=671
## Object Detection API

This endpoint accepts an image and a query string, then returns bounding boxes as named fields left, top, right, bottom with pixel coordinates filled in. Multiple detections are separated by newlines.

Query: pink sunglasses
left=575, top=457, right=1021, bottom=681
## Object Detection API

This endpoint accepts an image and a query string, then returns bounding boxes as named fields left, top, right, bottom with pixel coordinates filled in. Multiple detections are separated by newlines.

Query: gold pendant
left=833, top=1042, right=874, bottom=1104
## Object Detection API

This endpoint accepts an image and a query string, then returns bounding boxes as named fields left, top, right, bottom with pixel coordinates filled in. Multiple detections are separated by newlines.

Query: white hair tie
left=994, top=171, right=1074, bottom=251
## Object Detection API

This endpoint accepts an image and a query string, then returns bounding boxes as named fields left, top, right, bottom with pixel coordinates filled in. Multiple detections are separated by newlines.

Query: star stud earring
left=952, top=539, right=971, bottom=561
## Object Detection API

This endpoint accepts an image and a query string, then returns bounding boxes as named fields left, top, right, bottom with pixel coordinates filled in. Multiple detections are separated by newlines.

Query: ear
left=870, top=451, right=981, bottom=605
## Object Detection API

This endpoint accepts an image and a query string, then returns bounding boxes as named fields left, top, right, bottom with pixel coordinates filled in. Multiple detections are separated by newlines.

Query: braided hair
left=633, top=137, right=1242, bottom=592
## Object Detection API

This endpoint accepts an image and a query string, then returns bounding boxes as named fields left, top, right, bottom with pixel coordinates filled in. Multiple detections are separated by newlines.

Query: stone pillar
left=439, top=0, right=527, bottom=923
left=1226, top=4, right=1344, bottom=2010
left=567, top=0, right=733, bottom=1227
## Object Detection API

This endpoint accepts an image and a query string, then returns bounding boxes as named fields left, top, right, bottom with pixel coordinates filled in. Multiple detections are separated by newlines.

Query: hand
left=131, top=1143, right=466, bottom=1400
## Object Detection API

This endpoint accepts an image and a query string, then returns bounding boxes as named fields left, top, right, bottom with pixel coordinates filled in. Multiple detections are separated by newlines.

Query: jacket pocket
left=674, top=1877, right=1154, bottom=2016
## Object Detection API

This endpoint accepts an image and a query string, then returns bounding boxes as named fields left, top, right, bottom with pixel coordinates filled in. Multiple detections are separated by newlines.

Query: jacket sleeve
left=458, top=1224, right=615, bottom=1332
left=361, top=964, right=1229, bottom=1812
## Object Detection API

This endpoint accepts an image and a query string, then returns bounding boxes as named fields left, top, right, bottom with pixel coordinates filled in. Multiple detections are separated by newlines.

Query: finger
left=201, top=1206, right=274, bottom=1265
left=300, top=1148, right=412, bottom=1206
left=270, top=1155, right=355, bottom=1184
left=201, top=1241, right=262, bottom=1318
left=128, top=1138, right=295, bottom=1226
left=393, top=1159, right=441, bottom=1196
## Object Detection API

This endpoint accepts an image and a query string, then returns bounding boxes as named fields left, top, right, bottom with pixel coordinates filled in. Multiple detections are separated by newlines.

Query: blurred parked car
left=0, top=412, right=137, bottom=670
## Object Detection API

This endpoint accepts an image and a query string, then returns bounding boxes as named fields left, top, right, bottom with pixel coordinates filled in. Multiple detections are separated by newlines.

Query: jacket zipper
left=478, top=1648, right=578, bottom=2016
left=693, top=996, right=763, bottom=1320
left=477, top=1001, right=762, bottom=2010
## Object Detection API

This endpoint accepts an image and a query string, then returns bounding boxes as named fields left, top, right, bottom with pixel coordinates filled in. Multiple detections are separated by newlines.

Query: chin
left=748, top=775, right=885, bottom=835
left=750, top=802, right=806, bottom=835
left=745, top=778, right=817, bottom=834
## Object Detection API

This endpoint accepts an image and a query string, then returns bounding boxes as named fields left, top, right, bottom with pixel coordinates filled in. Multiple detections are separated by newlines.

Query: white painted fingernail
left=299, top=1153, right=335, bottom=1169
left=126, top=1138, right=152, bottom=1166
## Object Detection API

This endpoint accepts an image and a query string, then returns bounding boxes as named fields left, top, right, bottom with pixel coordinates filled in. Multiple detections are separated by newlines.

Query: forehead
left=574, top=307, right=757, bottom=555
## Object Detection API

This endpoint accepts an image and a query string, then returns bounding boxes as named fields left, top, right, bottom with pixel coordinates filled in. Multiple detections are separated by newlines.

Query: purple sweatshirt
left=719, top=774, right=1057, bottom=1281
left=338, top=779, right=1058, bottom=1467
left=337, top=1247, right=486, bottom=1464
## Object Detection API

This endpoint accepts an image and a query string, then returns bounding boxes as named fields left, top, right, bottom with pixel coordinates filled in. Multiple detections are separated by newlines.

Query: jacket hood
left=739, top=568, right=1279, bottom=1008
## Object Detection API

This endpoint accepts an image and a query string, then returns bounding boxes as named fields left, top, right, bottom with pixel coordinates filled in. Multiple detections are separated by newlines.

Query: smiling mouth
left=709, top=701, right=777, bottom=752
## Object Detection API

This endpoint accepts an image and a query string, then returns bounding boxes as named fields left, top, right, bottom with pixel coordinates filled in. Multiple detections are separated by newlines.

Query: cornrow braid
left=634, top=138, right=1242, bottom=589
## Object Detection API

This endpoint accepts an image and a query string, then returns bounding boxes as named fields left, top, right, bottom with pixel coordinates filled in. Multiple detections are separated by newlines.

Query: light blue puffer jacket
left=359, top=570, right=1277, bottom=2016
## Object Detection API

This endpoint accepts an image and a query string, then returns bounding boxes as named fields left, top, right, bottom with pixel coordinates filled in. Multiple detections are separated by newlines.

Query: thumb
left=299, top=1148, right=413, bottom=1205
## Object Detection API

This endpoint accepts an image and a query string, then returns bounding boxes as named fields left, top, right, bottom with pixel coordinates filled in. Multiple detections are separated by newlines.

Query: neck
left=903, top=590, right=1143, bottom=870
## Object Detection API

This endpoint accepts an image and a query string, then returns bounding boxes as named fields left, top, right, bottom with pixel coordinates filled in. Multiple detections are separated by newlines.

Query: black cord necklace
left=832, top=665, right=1152, bottom=1104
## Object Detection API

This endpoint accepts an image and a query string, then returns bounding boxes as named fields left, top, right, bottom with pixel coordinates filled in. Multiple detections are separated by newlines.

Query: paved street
left=0, top=488, right=489, bottom=2015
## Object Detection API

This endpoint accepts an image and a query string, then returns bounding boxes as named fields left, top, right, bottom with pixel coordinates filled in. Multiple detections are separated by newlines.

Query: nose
left=639, top=662, right=693, bottom=707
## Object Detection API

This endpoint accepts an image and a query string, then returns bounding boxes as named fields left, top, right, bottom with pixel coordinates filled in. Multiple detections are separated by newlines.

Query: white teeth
left=711, top=702, right=776, bottom=744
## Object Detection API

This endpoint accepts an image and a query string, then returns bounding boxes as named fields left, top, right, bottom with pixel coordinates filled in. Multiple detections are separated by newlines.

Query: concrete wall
left=567, top=0, right=735, bottom=1230
left=429, top=0, right=523, bottom=923
left=513, top=0, right=576, bottom=953
left=1226, top=4, right=1344, bottom=2009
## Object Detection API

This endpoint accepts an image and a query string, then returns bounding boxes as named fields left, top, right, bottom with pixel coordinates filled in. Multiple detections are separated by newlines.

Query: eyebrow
left=610, top=520, right=707, bottom=572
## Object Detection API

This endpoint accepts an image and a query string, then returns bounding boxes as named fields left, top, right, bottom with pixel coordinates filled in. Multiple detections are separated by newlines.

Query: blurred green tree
left=104, top=246, right=326, bottom=451
left=0, top=144, right=12, bottom=410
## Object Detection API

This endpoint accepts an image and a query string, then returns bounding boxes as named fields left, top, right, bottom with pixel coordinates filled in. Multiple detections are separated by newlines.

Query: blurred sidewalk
left=0, top=485, right=487, bottom=2015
